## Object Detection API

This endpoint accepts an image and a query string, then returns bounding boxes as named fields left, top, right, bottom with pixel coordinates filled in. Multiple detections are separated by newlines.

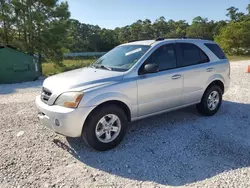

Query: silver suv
left=36, top=38, right=230, bottom=151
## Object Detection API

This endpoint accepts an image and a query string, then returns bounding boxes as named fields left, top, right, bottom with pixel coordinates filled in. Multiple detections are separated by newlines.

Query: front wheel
left=196, top=85, right=222, bottom=116
left=82, top=104, right=128, bottom=151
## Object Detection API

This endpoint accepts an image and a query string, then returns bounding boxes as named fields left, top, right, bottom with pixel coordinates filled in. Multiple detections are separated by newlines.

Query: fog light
left=55, top=119, right=60, bottom=126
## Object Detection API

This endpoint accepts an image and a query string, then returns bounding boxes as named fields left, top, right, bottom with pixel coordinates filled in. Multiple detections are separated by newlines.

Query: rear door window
left=204, top=43, right=226, bottom=59
left=179, top=43, right=209, bottom=67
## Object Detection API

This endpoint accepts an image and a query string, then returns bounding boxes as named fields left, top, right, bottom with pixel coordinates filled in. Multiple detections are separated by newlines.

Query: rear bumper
left=35, top=96, right=95, bottom=137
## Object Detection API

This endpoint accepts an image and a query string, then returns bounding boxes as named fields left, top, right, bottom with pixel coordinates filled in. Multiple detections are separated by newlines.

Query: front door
left=137, top=43, right=183, bottom=116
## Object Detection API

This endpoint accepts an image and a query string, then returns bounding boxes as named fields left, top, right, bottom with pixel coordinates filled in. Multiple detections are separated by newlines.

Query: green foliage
left=186, top=17, right=215, bottom=40
left=66, top=3, right=250, bottom=56
left=42, top=55, right=250, bottom=76
left=0, top=0, right=70, bottom=69
left=1, top=1, right=250, bottom=74
left=42, top=59, right=95, bottom=76
left=215, top=21, right=250, bottom=55
left=226, top=7, right=240, bottom=21
left=214, top=4, right=250, bottom=55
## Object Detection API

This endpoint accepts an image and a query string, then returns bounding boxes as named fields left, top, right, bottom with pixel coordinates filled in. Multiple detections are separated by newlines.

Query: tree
left=247, top=4, right=250, bottom=14
left=114, top=25, right=131, bottom=43
left=166, top=20, right=188, bottom=38
left=226, top=6, right=239, bottom=21
left=215, top=21, right=250, bottom=55
left=99, top=29, right=118, bottom=51
left=213, top=20, right=227, bottom=36
left=226, top=6, right=245, bottom=22
left=0, top=0, right=13, bottom=45
left=153, top=16, right=168, bottom=37
left=186, top=17, right=214, bottom=40
left=141, top=19, right=154, bottom=39
left=66, top=3, right=250, bottom=57
left=1, top=1, right=250, bottom=71
left=1, top=0, right=71, bottom=71
left=130, top=20, right=143, bottom=40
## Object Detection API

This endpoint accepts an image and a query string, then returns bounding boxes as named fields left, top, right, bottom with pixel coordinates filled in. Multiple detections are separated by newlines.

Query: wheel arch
left=83, top=100, right=132, bottom=133
left=205, top=79, right=225, bottom=94
left=93, top=100, right=131, bottom=122
left=197, top=79, right=224, bottom=116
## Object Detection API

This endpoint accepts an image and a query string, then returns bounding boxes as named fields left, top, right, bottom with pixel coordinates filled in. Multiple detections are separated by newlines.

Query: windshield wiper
left=89, top=64, right=96, bottom=69
left=91, top=64, right=112, bottom=71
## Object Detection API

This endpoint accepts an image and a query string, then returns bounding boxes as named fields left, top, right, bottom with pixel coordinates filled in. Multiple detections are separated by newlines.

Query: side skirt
left=131, top=101, right=200, bottom=122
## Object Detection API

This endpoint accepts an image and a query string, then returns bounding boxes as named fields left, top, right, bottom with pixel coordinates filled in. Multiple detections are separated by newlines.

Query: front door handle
left=171, top=74, right=182, bottom=80
left=206, top=67, right=214, bottom=72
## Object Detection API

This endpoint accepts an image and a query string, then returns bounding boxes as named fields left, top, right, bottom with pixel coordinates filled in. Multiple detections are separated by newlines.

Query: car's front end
left=36, top=88, right=95, bottom=137
left=36, top=65, right=126, bottom=137
left=36, top=42, right=152, bottom=150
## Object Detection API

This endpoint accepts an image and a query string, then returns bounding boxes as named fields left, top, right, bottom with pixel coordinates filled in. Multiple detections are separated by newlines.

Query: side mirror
left=143, top=63, right=159, bottom=74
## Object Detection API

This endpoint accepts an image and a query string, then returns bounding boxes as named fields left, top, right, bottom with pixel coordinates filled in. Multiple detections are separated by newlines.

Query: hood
left=43, top=67, right=124, bottom=93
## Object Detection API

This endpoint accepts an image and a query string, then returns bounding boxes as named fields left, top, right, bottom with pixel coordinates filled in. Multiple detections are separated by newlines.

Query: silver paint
left=36, top=39, right=230, bottom=137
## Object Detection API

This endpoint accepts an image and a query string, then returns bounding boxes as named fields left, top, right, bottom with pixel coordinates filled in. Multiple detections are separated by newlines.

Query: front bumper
left=35, top=96, right=95, bottom=137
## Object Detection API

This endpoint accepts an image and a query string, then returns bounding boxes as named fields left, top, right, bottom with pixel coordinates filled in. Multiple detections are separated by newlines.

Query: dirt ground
left=1, top=60, right=250, bottom=188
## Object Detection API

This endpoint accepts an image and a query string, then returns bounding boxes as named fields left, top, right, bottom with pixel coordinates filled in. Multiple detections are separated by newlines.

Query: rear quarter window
left=204, top=43, right=226, bottom=59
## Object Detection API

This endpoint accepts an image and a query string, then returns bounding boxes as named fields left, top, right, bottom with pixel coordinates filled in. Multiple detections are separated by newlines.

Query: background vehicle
left=36, top=38, right=230, bottom=151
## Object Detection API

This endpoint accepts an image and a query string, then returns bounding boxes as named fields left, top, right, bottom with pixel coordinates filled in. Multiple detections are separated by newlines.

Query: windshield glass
left=92, top=45, right=150, bottom=71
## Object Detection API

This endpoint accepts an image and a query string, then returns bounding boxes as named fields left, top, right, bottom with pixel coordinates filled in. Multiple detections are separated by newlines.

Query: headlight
left=54, top=92, right=83, bottom=108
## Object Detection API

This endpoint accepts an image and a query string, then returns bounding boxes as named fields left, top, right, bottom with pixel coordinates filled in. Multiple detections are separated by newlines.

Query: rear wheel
left=82, top=104, right=128, bottom=151
left=196, top=85, right=222, bottom=116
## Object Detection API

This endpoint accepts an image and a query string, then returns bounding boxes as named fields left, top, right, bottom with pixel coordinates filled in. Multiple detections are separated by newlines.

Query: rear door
left=176, top=42, right=213, bottom=105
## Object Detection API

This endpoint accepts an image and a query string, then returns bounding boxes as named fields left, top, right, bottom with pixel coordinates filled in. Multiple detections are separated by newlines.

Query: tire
left=82, top=104, right=128, bottom=151
left=196, top=85, right=222, bottom=116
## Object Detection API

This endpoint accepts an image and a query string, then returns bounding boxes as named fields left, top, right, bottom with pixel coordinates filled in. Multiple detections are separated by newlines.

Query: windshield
left=91, top=45, right=150, bottom=71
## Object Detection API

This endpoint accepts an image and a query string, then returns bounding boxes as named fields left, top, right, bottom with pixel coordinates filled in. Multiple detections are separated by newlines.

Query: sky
left=65, top=0, right=250, bottom=29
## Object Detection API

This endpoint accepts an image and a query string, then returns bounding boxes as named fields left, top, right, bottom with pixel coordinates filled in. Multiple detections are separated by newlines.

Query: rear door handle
left=171, top=74, right=182, bottom=80
left=206, top=67, right=214, bottom=72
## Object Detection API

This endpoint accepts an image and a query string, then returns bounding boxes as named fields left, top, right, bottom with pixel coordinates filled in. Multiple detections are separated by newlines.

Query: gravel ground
left=1, top=60, right=250, bottom=188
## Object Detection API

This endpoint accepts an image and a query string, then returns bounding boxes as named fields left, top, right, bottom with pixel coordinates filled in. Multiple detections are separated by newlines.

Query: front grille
left=41, top=87, right=52, bottom=103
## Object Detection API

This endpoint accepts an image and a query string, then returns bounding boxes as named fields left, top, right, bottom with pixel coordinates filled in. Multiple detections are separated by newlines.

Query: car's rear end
left=203, top=41, right=230, bottom=93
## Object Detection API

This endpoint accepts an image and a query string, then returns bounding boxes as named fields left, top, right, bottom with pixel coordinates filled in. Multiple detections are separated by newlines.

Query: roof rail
left=155, top=37, right=204, bottom=41
left=128, top=39, right=153, bottom=43
left=128, top=39, right=138, bottom=43
left=181, top=36, right=204, bottom=40
left=155, top=37, right=165, bottom=41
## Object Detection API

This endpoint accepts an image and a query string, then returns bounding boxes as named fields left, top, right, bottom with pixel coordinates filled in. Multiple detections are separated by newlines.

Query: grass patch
left=42, top=55, right=250, bottom=76
left=42, top=59, right=96, bottom=76
left=227, top=55, right=250, bottom=61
